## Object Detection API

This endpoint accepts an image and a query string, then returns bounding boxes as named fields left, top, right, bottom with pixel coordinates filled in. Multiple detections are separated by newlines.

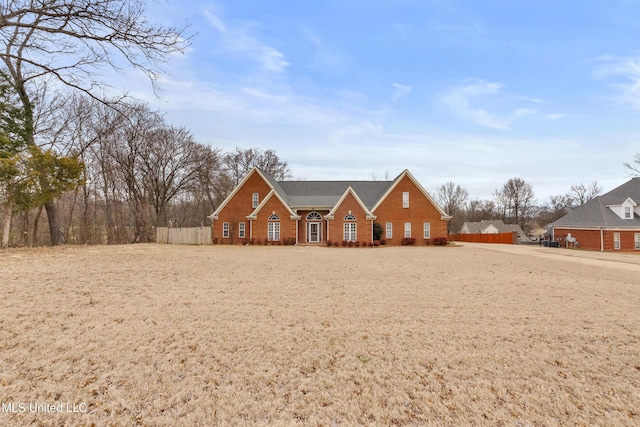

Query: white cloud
left=203, top=9, right=289, bottom=73
left=440, top=80, right=547, bottom=129
left=440, top=80, right=509, bottom=129
left=391, top=83, right=412, bottom=102
left=593, top=56, right=640, bottom=111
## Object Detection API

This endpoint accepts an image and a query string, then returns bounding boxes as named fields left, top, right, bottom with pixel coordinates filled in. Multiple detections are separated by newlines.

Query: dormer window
left=625, top=207, right=632, bottom=219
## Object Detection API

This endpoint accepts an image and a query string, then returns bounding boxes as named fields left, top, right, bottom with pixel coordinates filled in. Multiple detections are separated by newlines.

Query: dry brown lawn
left=1, top=243, right=639, bottom=426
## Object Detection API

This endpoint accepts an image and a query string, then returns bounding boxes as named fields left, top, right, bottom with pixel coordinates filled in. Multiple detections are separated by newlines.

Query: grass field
left=1, top=243, right=639, bottom=426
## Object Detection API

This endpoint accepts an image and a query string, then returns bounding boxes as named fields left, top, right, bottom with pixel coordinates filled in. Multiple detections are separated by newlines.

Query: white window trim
left=268, top=222, right=280, bottom=241
left=222, top=222, right=229, bottom=239
left=252, top=192, right=259, bottom=209
left=402, top=192, right=409, bottom=208
left=404, top=222, right=411, bottom=238
left=635, top=233, right=640, bottom=250
left=423, top=222, right=431, bottom=239
left=613, top=232, right=621, bottom=250
left=343, top=222, right=357, bottom=241
left=386, top=222, right=392, bottom=239
left=239, top=222, right=245, bottom=239
left=625, top=207, right=632, bottom=219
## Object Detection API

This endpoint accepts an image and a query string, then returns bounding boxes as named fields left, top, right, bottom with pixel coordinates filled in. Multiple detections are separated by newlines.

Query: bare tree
left=141, top=126, right=214, bottom=227
left=223, top=147, right=292, bottom=186
left=498, top=178, right=535, bottom=230
left=537, top=194, right=574, bottom=225
left=624, top=153, right=640, bottom=176
left=436, top=181, right=468, bottom=233
left=1, top=0, right=189, bottom=245
left=569, top=181, right=601, bottom=206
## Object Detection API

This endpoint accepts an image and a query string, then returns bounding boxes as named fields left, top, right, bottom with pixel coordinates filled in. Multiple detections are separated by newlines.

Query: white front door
left=307, top=222, right=320, bottom=243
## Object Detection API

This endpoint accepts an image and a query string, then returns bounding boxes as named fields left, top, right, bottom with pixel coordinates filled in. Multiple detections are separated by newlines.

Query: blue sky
left=119, top=1, right=640, bottom=200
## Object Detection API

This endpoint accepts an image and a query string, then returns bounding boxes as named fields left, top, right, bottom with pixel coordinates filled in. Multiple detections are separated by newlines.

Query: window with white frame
left=222, top=222, right=229, bottom=238
left=402, top=192, right=409, bottom=208
left=268, top=222, right=280, bottom=241
left=252, top=192, right=259, bottom=208
left=423, top=222, right=431, bottom=239
left=238, top=222, right=245, bottom=238
left=386, top=222, right=392, bottom=239
left=404, top=222, right=411, bottom=238
left=635, top=233, right=640, bottom=250
left=343, top=223, right=357, bottom=241
left=344, top=213, right=357, bottom=220
left=614, top=232, right=621, bottom=250
left=625, top=207, right=632, bottom=219
left=268, top=213, right=280, bottom=221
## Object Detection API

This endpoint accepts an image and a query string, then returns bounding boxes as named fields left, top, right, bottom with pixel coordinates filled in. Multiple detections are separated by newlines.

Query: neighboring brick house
left=547, top=177, right=640, bottom=252
left=209, top=167, right=451, bottom=245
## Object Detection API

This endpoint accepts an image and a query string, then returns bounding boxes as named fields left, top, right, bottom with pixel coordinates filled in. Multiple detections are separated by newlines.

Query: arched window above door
left=306, top=212, right=322, bottom=221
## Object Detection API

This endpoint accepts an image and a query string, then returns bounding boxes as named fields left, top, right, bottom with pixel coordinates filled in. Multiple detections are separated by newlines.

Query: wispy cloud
left=439, top=80, right=547, bottom=129
left=203, top=9, right=289, bottom=73
left=391, top=83, right=412, bottom=102
left=440, top=80, right=510, bottom=129
left=592, top=56, right=640, bottom=111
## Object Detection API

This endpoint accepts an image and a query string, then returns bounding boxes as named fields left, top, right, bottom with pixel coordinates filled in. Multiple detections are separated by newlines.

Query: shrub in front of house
left=373, top=240, right=380, bottom=247
left=368, top=241, right=374, bottom=247
left=333, top=241, right=339, bottom=247
left=380, top=239, right=386, bottom=246
left=432, top=236, right=448, bottom=246
left=341, top=240, right=347, bottom=247
left=401, top=237, right=416, bottom=246
left=355, top=241, right=361, bottom=247
left=326, top=240, right=333, bottom=247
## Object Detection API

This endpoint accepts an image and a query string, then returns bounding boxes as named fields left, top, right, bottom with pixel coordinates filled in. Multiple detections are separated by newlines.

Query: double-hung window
left=252, top=192, right=259, bottom=209
left=614, top=232, right=621, bottom=250
left=404, top=222, right=411, bottom=238
left=423, top=222, right=431, bottom=239
left=402, top=192, right=409, bottom=208
left=386, top=222, right=393, bottom=239
left=635, top=233, right=640, bottom=250
left=238, top=222, right=245, bottom=239
left=222, top=222, right=230, bottom=239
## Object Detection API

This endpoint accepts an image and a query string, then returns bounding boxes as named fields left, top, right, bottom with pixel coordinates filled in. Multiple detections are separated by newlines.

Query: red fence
left=447, top=232, right=517, bottom=245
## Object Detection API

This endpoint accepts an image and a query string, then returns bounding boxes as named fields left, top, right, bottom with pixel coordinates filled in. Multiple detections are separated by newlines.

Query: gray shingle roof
left=277, top=180, right=393, bottom=210
left=550, top=177, right=640, bottom=228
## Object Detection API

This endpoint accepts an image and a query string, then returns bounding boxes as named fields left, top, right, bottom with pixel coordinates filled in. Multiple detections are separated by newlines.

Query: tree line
left=1, top=1, right=639, bottom=247
left=436, top=179, right=606, bottom=236
left=0, top=0, right=293, bottom=247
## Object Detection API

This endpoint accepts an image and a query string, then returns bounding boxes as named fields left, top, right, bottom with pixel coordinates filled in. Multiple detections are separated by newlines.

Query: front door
left=307, top=222, right=321, bottom=243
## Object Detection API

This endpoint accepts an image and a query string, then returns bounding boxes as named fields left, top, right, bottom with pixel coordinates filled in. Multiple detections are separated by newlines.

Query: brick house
left=209, top=167, right=451, bottom=245
left=547, top=177, right=640, bottom=252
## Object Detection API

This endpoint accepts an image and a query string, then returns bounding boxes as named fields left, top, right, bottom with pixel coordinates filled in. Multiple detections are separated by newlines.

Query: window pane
left=404, top=222, right=411, bottom=238
left=402, top=192, right=409, bottom=208
left=386, top=222, right=392, bottom=239
left=423, top=222, right=430, bottom=239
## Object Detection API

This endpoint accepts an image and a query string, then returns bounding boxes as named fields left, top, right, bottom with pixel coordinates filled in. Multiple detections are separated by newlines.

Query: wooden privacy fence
left=448, top=232, right=518, bottom=245
left=156, top=227, right=212, bottom=245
